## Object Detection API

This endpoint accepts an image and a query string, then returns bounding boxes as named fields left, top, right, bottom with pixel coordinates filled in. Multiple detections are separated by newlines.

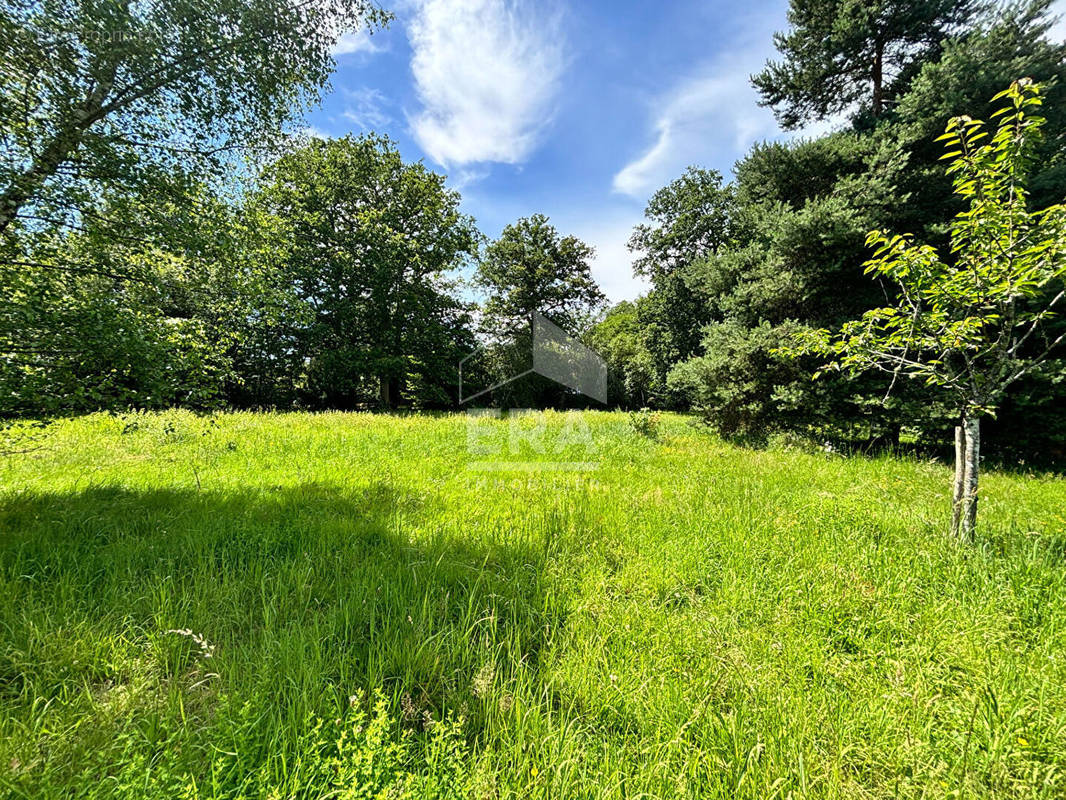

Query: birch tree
left=789, top=79, right=1066, bottom=540
left=0, top=0, right=387, bottom=241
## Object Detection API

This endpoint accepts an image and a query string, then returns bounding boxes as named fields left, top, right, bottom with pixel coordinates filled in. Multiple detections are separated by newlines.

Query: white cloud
left=300, top=125, right=331, bottom=140
left=615, top=0, right=1066, bottom=199
left=406, top=0, right=566, bottom=167
left=331, top=27, right=385, bottom=57
left=611, top=8, right=845, bottom=198
left=612, top=68, right=779, bottom=197
left=341, top=87, right=392, bottom=130
left=570, top=216, right=650, bottom=303
left=448, top=167, right=491, bottom=191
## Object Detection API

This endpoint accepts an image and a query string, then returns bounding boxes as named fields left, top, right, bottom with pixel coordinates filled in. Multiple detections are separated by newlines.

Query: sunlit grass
left=1, top=410, right=1064, bottom=798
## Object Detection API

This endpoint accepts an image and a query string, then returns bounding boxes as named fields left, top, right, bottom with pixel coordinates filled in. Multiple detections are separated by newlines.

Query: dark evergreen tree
left=664, top=2, right=1066, bottom=456
left=752, top=0, right=978, bottom=128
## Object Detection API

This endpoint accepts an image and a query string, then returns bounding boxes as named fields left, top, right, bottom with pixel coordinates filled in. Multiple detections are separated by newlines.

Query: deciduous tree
left=477, top=214, right=604, bottom=338
left=627, top=168, right=736, bottom=396
left=790, top=80, right=1066, bottom=540
left=0, top=0, right=387, bottom=239
left=256, top=134, right=478, bottom=409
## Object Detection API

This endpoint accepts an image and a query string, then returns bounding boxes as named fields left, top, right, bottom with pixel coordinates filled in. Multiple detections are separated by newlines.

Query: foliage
left=665, top=135, right=920, bottom=436
left=219, top=202, right=313, bottom=410
left=584, top=302, right=656, bottom=408
left=255, top=134, right=479, bottom=409
left=655, top=3, right=1066, bottom=456
left=474, top=215, right=605, bottom=407
left=0, top=0, right=388, bottom=417
left=0, top=0, right=387, bottom=241
left=7, top=677, right=469, bottom=799
left=628, top=167, right=737, bottom=282
left=888, top=0, right=1066, bottom=240
left=669, top=320, right=810, bottom=437
left=0, top=184, right=251, bottom=416
left=625, top=168, right=736, bottom=395
left=197, top=690, right=469, bottom=800
left=752, top=0, right=979, bottom=127
left=477, top=214, right=605, bottom=339
left=796, top=80, right=1066, bottom=415
left=626, top=407, right=662, bottom=438
left=787, top=79, right=1066, bottom=537
left=2, top=410, right=1065, bottom=797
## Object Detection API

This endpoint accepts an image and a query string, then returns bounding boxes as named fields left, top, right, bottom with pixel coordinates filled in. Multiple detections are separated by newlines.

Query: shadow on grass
left=0, top=482, right=561, bottom=793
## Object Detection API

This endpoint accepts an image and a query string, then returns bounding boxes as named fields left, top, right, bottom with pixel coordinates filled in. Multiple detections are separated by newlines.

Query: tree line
left=589, top=0, right=1066, bottom=466
left=0, top=0, right=604, bottom=415
left=3, top=0, right=1066, bottom=468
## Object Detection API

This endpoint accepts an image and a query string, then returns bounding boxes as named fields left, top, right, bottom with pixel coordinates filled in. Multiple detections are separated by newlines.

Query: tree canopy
left=255, top=134, right=478, bottom=409
left=0, top=0, right=387, bottom=240
left=789, top=80, right=1066, bottom=538
left=752, top=0, right=978, bottom=127
left=4, top=0, right=1065, bottom=478
left=607, top=1, right=1066, bottom=462
left=477, top=214, right=604, bottom=339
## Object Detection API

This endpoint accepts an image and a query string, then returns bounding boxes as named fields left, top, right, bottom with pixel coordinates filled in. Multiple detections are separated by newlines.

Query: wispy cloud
left=1049, top=0, right=1066, bottom=42
left=611, top=8, right=844, bottom=198
left=331, top=27, right=385, bottom=57
left=406, top=0, right=566, bottom=167
left=448, top=167, right=492, bottom=192
left=612, top=67, right=779, bottom=197
left=570, top=216, right=650, bottom=302
left=300, top=125, right=331, bottom=140
left=341, top=87, right=392, bottom=130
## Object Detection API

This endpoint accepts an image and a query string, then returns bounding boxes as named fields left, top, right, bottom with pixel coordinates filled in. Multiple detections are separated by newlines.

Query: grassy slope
left=0, top=410, right=1064, bottom=799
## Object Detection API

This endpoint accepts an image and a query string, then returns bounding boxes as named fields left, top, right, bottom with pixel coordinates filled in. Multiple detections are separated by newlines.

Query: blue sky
left=305, top=0, right=1066, bottom=302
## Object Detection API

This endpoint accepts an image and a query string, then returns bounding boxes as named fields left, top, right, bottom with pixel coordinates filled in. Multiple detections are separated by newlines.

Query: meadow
left=0, top=410, right=1064, bottom=799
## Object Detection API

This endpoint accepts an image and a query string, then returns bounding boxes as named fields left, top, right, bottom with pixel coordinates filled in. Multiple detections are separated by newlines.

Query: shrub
left=628, top=408, right=662, bottom=438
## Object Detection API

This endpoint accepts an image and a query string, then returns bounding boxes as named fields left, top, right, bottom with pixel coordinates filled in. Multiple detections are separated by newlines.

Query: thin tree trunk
left=951, top=413, right=980, bottom=541
left=378, top=374, right=392, bottom=408
left=961, top=415, right=980, bottom=538
left=871, top=38, right=884, bottom=118
left=0, top=134, right=78, bottom=236
left=951, top=424, right=965, bottom=538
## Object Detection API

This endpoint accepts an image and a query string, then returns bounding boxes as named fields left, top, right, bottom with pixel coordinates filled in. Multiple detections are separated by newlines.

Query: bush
left=667, top=321, right=807, bottom=437
left=628, top=407, right=662, bottom=438
left=34, top=688, right=472, bottom=800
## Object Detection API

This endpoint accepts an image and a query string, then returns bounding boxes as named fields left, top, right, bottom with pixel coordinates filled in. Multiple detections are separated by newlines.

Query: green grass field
left=1, top=410, right=1064, bottom=799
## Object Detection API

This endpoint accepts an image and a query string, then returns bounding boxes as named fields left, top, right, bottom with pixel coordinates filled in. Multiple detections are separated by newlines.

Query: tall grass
left=0, top=410, right=1064, bottom=798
